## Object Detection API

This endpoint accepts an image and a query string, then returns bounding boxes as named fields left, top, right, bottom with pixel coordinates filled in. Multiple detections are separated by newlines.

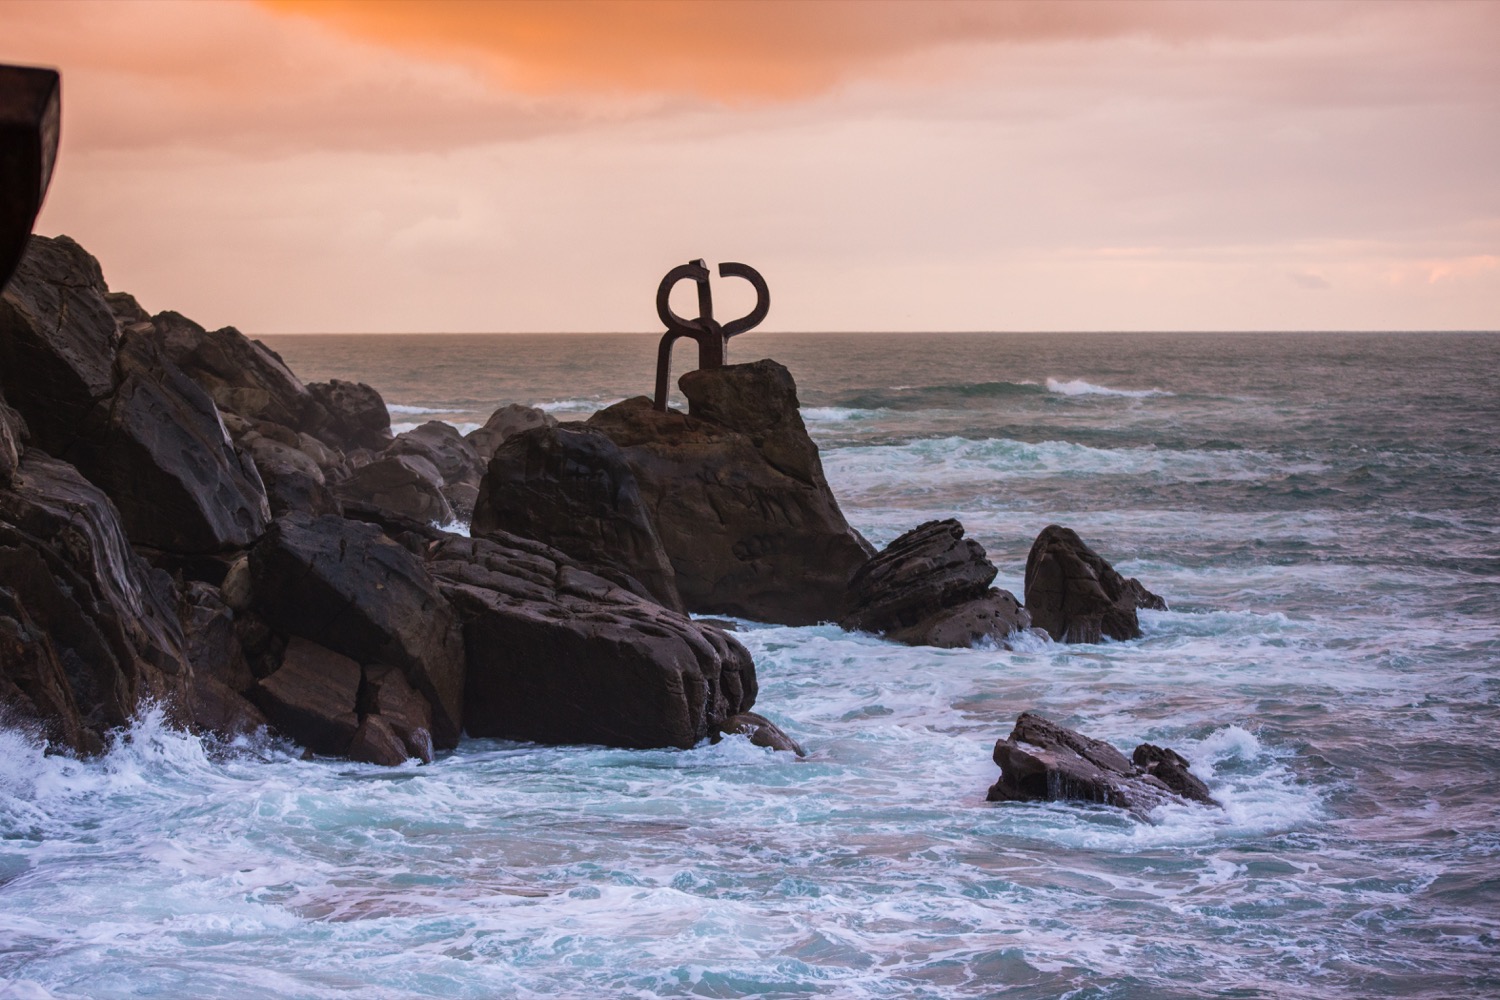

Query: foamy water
left=5, top=331, right=1498, bottom=998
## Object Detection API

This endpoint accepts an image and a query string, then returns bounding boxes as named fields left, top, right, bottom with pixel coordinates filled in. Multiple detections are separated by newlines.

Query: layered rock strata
left=842, top=519, right=1031, bottom=648
left=986, top=712, right=1218, bottom=817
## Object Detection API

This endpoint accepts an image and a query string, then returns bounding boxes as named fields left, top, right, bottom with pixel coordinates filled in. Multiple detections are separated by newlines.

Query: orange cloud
left=256, top=0, right=1331, bottom=103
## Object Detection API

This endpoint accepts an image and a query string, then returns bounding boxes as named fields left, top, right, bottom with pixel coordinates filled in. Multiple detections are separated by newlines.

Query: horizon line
left=253, top=328, right=1500, bottom=337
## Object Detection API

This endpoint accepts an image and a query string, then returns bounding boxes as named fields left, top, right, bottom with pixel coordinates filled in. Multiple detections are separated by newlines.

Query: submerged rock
left=589, top=360, right=872, bottom=625
left=986, top=712, right=1217, bottom=817
left=1023, top=525, right=1166, bottom=643
left=472, top=423, right=683, bottom=611
left=716, top=711, right=806, bottom=756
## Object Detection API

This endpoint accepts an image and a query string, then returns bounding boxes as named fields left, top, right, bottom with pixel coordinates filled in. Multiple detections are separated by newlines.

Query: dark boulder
left=0, top=235, right=117, bottom=448
left=886, top=589, right=1032, bottom=649
left=347, top=714, right=410, bottom=766
left=71, top=331, right=270, bottom=553
left=588, top=360, right=872, bottom=625
left=251, top=636, right=362, bottom=756
left=239, top=431, right=341, bottom=517
left=248, top=512, right=466, bottom=747
left=471, top=423, right=683, bottom=611
left=1133, top=743, right=1217, bottom=806
left=429, top=531, right=756, bottom=750
left=333, top=454, right=453, bottom=525
left=0, top=452, right=190, bottom=754
left=388, top=420, right=483, bottom=487
left=0, top=237, right=270, bottom=554
left=466, top=403, right=556, bottom=464
left=716, top=711, right=806, bottom=756
left=146, top=309, right=312, bottom=431
left=1023, top=525, right=1166, bottom=643
left=179, top=580, right=265, bottom=739
left=362, top=663, right=435, bottom=763
left=986, top=712, right=1216, bottom=817
left=307, top=379, right=392, bottom=452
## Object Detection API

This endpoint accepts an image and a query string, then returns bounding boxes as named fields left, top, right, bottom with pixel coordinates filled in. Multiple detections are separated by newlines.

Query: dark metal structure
left=654, top=259, right=769, bottom=411
left=0, top=64, right=60, bottom=292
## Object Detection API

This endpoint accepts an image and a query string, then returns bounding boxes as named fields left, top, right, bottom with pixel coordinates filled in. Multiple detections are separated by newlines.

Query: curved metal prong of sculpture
left=0, top=64, right=61, bottom=293
left=653, top=259, right=769, bottom=411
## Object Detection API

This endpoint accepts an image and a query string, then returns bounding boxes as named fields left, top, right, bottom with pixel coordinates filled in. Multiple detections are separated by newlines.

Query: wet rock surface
left=429, top=531, right=756, bottom=750
left=987, top=712, right=1217, bottom=817
left=842, top=519, right=1030, bottom=647
left=716, top=711, right=806, bottom=756
left=0, top=452, right=190, bottom=753
left=1023, top=524, right=1167, bottom=643
left=248, top=511, right=466, bottom=747
left=472, top=423, right=683, bottom=611
left=589, top=360, right=871, bottom=625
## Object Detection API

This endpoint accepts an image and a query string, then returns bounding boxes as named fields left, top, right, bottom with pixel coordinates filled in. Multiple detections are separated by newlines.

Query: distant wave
left=800, top=406, right=885, bottom=423
left=836, top=381, right=1045, bottom=411
left=536, top=398, right=602, bottom=413
left=1045, top=377, right=1172, bottom=398
left=387, top=403, right=451, bottom=415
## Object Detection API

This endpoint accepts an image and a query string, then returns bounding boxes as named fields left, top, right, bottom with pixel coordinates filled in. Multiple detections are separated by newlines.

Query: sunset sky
left=2, top=0, right=1497, bottom=333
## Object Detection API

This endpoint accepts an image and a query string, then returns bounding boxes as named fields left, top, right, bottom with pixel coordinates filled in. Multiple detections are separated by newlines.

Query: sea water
left=2, top=332, right=1497, bottom=999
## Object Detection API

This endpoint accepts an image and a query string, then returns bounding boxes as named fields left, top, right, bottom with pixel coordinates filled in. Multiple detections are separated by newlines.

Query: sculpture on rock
left=653, top=259, right=768, bottom=411
left=0, top=64, right=59, bottom=291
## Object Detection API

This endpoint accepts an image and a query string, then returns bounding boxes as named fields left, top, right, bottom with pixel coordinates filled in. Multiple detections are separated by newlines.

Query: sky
left=1, top=0, right=1497, bottom=334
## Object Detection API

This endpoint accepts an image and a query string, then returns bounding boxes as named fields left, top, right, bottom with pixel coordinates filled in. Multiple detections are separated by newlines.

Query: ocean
left=2, top=331, right=1498, bottom=999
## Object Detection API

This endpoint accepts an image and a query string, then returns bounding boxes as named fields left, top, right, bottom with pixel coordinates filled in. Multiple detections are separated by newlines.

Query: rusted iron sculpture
left=0, top=65, right=60, bottom=292
left=654, top=259, right=768, bottom=411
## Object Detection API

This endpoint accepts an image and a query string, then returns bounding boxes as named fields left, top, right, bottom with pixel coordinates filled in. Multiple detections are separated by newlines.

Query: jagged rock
left=388, top=420, right=483, bottom=487
left=429, top=531, right=756, bottom=750
left=362, top=663, right=435, bottom=763
left=333, top=453, right=453, bottom=525
left=1133, top=743, right=1217, bottom=806
left=1023, top=525, right=1167, bottom=643
left=0, top=237, right=271, bottom=554
left=986, top=712, right=1215, bottom=817
left=841, top=519, right=1027, bottom=646
left=147, top=309, right=312, bottom=430
left=466, top=403, right=556, bottom=464
left=0, top=236, right=117, bottom=446
left=716, top=711, right=805, bottom=756
left=248, top=511, right=465, bottom=747
left=588, top=360, right=872, bottom=625
left=0, top=452, right=190, bottom=753
left=73, top=331, right=270, bottom=553
left=885, top=589, right=1032, bottom=648
left=347, top=714, right=409, bottom=766
left=251, top=637, right=362, bottom=756
left=104, top=290, right=149, bottom=328
left=307, top=379, right=392, bottom=452
left=471, top=423, right=683, bottom=611
left=241, top=432, right=341, bottom=517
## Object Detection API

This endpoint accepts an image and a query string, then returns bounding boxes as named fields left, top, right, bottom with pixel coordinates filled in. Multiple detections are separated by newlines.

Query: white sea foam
left=386, top=404, right=450, bottom=415
left=1045, top=377, right=1172, bottom=398
left=799, top=406, right=884, bottom=423
left=535, top=398, right=603, bottom=413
